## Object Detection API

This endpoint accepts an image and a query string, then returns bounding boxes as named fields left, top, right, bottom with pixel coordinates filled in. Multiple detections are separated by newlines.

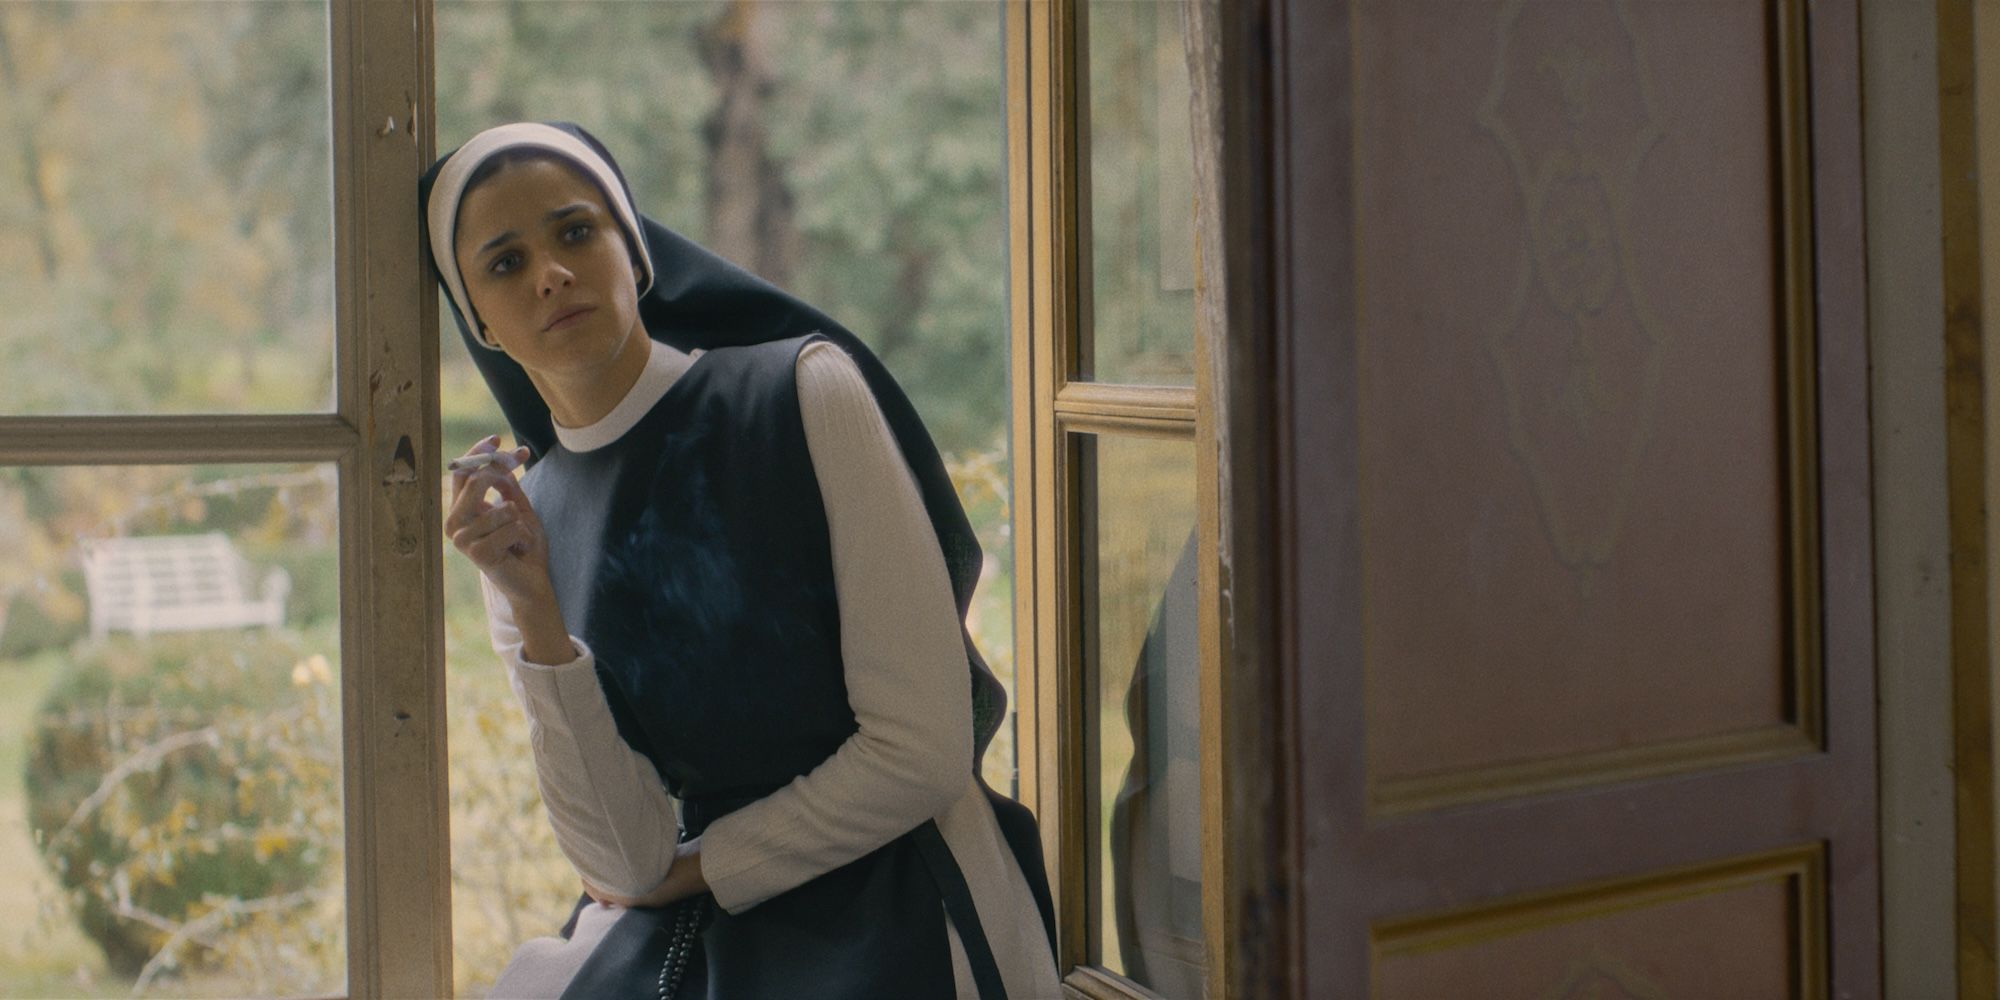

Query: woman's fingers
left=475, top=474, right=544, bottom=540
left=444, top=438, right=546, bottom=581
left=462, top=501, right=518, bottom=539
left=445, top=462, right=527, bottom=534
left=447, top=435, right=503, bottom=505
left=447, top=438, right=531, bottom=501
left=461, top=520, right=532, bottom=567
left=582, top=880, right=613, bottom=906
left=451, top=504, right=522, bottom=552
left=450, top=503, right=533, bottom=566
left=443, top=482, right=491, bottom=535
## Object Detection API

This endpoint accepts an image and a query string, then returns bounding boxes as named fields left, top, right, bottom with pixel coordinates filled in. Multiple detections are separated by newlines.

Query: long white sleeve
left=481, top=576, right=681, bottom=897
left=699, top=341, right=974, bottom=913
left=484, top=341, right=1056, bottom=997
left=480, top=340, right=970, bottom=910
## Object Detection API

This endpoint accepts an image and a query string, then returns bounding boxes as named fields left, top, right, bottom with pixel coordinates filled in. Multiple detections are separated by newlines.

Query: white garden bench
left=80, top=533, right=290, bottom=638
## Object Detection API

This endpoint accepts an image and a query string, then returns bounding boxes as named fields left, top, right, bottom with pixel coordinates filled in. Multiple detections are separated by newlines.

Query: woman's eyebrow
left=473, top=203, right=597, bottom=259
left=475, top=229, right=518, bottom=259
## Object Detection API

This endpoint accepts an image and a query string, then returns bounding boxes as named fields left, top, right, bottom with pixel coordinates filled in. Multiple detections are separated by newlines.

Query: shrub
left=445, top=665, right=581, bottom=998
left=244, top=544, right=340, bottom=628
left=0, top=568, right=88, bottom=660
left=22, top=628, right=340, bottom=983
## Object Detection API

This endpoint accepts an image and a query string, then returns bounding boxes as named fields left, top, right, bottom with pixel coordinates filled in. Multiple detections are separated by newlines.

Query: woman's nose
left=539, top=260, right=574, bottom=297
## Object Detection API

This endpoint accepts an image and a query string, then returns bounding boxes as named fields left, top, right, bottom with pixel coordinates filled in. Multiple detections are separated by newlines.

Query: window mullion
left=1039, top=0, right=1093, bottom=977
left=1043, top=0, right=1229, bottom=993
left=0, top=414, right=358, bottom=465
left=1053, top=383, right=1198, bottom=436
left=330, top=0, right=447, bottom=996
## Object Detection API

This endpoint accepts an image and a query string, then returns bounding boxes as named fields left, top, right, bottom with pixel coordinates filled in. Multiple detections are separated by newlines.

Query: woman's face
left=452, top=157, right=645, bottom=377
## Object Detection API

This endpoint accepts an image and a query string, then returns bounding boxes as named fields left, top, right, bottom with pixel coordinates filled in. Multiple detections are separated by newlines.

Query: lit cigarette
left=448, top=452, right=508, bottom=473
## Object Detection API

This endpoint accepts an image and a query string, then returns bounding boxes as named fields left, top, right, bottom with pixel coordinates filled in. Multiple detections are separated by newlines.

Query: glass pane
left=0, top=464, right=344, bottom=997
left=434, top=3, right=1012, bottom=993
left=0, top=2, right=334, bottom=415
left=1079, top=433, right=1203, bottom=992
left=1083, top=0, right=1196, bottom=386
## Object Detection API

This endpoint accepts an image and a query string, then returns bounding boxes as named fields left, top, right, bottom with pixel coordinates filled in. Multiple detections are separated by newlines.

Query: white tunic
left=481, top=340, right=1061, bottom=999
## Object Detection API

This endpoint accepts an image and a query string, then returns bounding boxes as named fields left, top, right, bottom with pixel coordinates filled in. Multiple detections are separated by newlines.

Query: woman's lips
left=543, top=306, right=595, bottom=331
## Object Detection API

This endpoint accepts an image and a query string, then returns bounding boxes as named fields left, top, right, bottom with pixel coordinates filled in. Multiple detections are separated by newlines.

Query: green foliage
left=445, top=664, right=582, bottom=997
left=433, top=0, right=1010, bottom=458
left=0, top=568, right=86, bottom=660
left=246, top=544, right=340, bottom=629
left=1085, top=0, right=1198, bottom=385
left=0, top=2, right=335, bottom=415
left=22, top=628, right=339, bottom=984
left=762, top=2, right=1011, bottom=456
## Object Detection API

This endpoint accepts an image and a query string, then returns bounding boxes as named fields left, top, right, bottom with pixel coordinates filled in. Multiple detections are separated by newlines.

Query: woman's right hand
left=446, top=434, right=553, bottom=608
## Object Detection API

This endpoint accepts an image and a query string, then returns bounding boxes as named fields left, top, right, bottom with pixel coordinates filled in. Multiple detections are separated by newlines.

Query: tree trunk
left=700, top=0, right=800, bottom=288
left=0, top=11, right=60, bottom=282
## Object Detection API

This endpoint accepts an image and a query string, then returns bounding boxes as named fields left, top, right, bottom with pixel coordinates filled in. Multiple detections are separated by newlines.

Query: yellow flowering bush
left=22, top=628, right=341, bottom=991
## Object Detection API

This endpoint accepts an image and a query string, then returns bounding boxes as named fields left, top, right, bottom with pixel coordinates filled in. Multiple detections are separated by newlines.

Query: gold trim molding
left=1371, top=723, right=1815, bottom=816
left=1372, top=843, right=1828, bottom=1000
left=1358, top=0, right=1823, bottom=817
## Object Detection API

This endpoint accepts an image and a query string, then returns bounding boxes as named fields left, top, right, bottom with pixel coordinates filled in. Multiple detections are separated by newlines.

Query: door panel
left=1267, top=0, right=1878, bottom=994
left=1374, top=846, right=1820, bottom=1000
left=1356, top=0, right=1815, bottom=809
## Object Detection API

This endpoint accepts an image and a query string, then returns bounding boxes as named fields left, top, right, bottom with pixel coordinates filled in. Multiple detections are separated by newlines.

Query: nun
left=422, top=122, right=1061, bottom=999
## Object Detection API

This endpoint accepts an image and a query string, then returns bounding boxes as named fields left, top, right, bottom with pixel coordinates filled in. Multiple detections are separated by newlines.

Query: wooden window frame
left=1007, top=2, right=1229, bottom=997
left=7, top=0, right=1256, bottom=992
left=330, top=1, right=449, bottom=995
left=0, top=2, right=451, bottom=995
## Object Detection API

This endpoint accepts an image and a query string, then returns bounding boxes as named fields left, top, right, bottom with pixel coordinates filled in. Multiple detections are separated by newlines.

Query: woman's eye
left=564, top=222, right=593, bottom=242
left=489, top=252, right=521, bottom=276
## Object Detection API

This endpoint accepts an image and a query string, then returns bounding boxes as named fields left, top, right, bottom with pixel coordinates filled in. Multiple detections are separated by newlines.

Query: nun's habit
left=422, top=123, right=1059, bottom=999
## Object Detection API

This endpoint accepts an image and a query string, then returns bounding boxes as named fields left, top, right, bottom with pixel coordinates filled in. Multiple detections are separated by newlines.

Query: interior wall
left=1862, top=0, right=1954, bottom=995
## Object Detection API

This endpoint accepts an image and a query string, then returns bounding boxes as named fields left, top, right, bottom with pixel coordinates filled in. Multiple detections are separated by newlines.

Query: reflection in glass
left=0, top=464, right=343, bottom=997
left=1080, top=434, right=1203, bottom=993
left=1084, top=0, right=1196, bottom=386
left=0, top=2, right=333, bottom=415
left=434, top=3, right=1013, bottom=993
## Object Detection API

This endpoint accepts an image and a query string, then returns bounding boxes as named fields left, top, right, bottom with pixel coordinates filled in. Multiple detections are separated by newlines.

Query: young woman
left=422, top=122, right=1059, bottom=999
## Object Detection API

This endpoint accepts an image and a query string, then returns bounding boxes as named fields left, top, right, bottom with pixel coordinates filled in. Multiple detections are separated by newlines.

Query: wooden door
left=1230, top=0, right=1878, bottom=995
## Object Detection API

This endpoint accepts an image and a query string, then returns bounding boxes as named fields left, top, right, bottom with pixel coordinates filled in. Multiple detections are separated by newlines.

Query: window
left=1010, top=1, right=1227, bottom=997
left=0, top=2, right=445, bottom=995
left=1, top=2, right=1228, bottom=995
